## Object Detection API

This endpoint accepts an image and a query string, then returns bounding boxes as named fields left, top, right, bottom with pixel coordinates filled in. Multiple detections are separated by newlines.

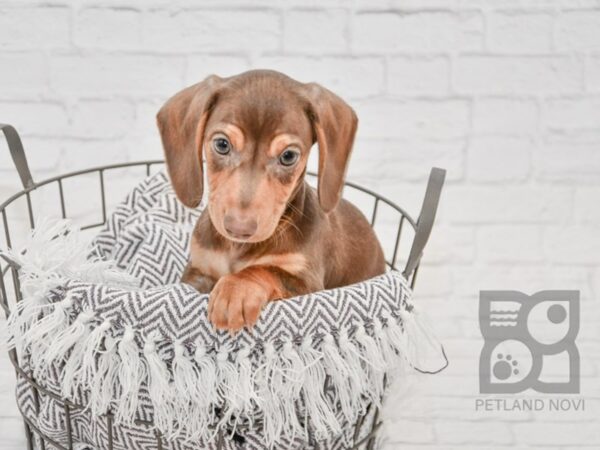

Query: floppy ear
left=156, top=75, right=222, bottom=208
left=303, top=83, right=358, bottom=213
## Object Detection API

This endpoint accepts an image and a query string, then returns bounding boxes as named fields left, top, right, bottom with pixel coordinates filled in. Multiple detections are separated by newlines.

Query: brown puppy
left=157, top=70, right=385, bottom=332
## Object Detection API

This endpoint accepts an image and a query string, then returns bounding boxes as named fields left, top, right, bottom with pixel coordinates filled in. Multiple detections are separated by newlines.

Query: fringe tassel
left=90, top=336, right=119, bottom=417
left=57, top=311, right=97, bottom=399
left=172, top=340, right=201, bottom=402
left=27, top=296, right=75, bottom=379
left=190, top=343, right=218, bottom=443
left=73, top=320, right=113, bottom=394
left=46, top=310, right=95, bottom=365
left=218, top=346, right=256, bottom=442
left=115, top=327, right=145, bottom=425
left=216, top=346, right=241, bottom=434
left=2, top=218, right=137, bottom=378
left=279, top=341, right=306, bottom=443
left=383, top=309, right=410, bottom=369
left=4, top=291, right=51, bottom=352
left=256, top=342, right=284, bottom=446
left=235, top=346, right=258, bottom=418
left=0, top=219, right=138, bottom=291
left=143, top=336, right=174, bottom=437
left=354, top=324, right=386, bottom=405
left=298, top=337, right=339, bottom=440
left=373, top=318, right=401, bottom=376
left=321, top=333, right=356, bottom=423
left=172, top=340, right=205, bottom=439
left=194, top=343, right=218, bottom=409
left=338, top=328, right=367, bottom=405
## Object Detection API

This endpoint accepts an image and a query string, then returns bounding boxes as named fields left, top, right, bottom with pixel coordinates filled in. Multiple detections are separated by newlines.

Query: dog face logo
left=479, top=291, right=580, bottom=394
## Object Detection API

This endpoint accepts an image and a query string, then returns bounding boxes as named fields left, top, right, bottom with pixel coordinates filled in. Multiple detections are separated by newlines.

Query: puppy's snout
left=224, top=213, right=258, bottom=240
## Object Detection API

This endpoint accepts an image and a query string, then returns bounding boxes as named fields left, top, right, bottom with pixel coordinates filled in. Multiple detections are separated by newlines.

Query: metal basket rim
left=0, top=159, right=417, bottom=229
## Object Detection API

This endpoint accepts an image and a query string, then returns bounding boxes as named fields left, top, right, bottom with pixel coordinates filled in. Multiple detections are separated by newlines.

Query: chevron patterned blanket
left=4, top=172, right=441, bottom=450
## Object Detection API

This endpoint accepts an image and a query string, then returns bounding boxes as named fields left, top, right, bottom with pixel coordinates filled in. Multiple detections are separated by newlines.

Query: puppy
left=157, top=70, right=385, bottom=332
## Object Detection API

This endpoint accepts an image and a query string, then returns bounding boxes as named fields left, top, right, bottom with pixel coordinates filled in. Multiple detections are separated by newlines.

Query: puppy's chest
left=190, top=238, right=308, bottom=278
left=190, top=247, right=245, bottom=278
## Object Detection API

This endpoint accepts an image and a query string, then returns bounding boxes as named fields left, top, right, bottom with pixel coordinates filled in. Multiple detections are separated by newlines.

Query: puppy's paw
left=208, top=274, right=270, bottom=333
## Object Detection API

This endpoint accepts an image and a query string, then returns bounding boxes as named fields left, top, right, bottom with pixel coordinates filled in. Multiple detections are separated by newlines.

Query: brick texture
left=0, top=1, right=599, bottom=449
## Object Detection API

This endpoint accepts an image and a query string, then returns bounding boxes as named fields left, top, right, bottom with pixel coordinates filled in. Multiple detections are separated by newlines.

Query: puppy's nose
left=224, top=213, right=258, bottom=240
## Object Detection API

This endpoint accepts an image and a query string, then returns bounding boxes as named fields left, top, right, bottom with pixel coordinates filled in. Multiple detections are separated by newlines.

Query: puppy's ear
left=303, top=83, right=358, bottom=213
left=157, top=75, right=222, bottom=208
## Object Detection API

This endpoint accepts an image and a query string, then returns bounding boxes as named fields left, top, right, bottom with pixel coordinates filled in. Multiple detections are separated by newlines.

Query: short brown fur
left=157, top=70, right=386, bottom=332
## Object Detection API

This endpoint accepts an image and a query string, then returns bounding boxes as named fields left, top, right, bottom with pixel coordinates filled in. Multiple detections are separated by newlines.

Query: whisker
left=286, top=202, right=305, bottom=219
left=278, top=215, right=303, bottom=237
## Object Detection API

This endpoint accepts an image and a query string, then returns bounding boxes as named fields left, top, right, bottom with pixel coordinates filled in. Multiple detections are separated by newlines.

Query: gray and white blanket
left=4, top=172, right=439, bottom=449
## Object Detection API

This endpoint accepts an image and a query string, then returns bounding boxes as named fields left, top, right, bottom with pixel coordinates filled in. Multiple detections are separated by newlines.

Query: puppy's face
left=203, top=89, right=313, bottom=243
left=157, top=70, right=358, bottom=242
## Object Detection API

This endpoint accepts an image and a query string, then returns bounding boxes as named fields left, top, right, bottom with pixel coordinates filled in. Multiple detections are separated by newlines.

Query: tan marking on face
left=209, top=123, right=245, bottom=151
left=232, top=252, right=308, bottom=275
left=206, top=170, right=250, bottom=241
left=201, top=96, right=312, bottom=243
left=205, top=142, right=299, bottom=243
left=268, top=134, right=304, bottom=158
left=190, top=236, right=232, bottom=278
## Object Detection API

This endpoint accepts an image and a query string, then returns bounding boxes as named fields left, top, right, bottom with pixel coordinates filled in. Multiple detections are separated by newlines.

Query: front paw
left=208, top=274, right=270, bottom=333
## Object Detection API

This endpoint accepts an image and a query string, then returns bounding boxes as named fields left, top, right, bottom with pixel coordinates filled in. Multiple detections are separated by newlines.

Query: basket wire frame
left=0, top=123, right=444, bottom=450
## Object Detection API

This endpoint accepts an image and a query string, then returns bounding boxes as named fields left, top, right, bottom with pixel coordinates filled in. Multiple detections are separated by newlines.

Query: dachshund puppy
left=157, top=70, right=385, bottom=332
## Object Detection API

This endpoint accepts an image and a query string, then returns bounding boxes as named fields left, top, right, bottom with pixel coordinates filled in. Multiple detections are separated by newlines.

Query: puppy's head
left=157, top=70, right=358, bottom=243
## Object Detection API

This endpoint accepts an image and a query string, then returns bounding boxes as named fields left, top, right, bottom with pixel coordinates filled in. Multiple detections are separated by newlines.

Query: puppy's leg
left=181, top=262, right=216, bottom=293
left=208, top=265, right=311, bottom=333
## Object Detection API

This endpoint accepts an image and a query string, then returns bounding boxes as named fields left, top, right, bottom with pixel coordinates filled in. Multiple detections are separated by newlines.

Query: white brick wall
left=1, top=1, right=599, bottom=448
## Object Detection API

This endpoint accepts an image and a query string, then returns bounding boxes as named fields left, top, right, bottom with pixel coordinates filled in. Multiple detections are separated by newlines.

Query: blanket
left=4, top=172, right=440, bottom=449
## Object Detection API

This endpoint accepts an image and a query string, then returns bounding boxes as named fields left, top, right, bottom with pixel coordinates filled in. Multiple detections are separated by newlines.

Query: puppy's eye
left=212, top=137, right=231, bottom=155
left=279, top=149, right=300, bottom=167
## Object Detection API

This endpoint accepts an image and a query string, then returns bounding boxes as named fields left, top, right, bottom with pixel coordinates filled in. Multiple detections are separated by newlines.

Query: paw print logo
left=479, top=291, right=579, bottom=394
left=493, top=353, right=519, bottom=380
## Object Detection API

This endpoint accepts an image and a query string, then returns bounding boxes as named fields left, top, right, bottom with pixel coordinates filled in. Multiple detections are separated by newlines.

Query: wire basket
left=0, top=123, right=445, bottom=450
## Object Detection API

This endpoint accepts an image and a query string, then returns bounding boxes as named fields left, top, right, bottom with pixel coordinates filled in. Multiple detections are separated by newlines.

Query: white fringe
left=0, top=219, right=138, bottom=289
left=1, top=219, right=138, bottom=361
left=55, top=310, right=95, bottom=398
left=256, top=342, right=284, bottom=445
left=4, top=291, right=51, bottom=353
left=193, top=343, right=218, bottom=418
left=27, top=295, right=75, bottom=380
left=115, top=327, right=145, bottom=425
left=2, top=218, right=443, bottom=447
left=354, top=324, right=387, bottom=406
left=373, top=318, right=396, bottom=369
left=322, top=333, right=358, bottom=423
left=217, top=345, right=256, bottom=442
left=46, top=309, right=95, bottom=364
left=186, top=343, right=218, bottom=443
left=234, top=346, right=258, bottom=419
left=69, top=319, right=114, bottom=397
left=90, top=336, right=120, bottom=417
left=382, top=309, right=410, bottom=368
left=298, top=337, right=339, bottom=440
left=143, top=335, right=175, bottom=437
left=172, top=340, right=207, bottom=440
left=281, top=344, right=304, bottom=442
